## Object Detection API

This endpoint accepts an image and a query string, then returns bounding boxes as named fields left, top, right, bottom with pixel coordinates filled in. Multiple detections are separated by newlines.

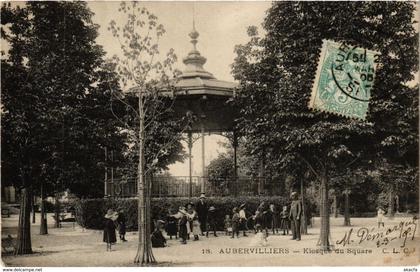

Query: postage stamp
left=309, top=40, right=380, bottom=120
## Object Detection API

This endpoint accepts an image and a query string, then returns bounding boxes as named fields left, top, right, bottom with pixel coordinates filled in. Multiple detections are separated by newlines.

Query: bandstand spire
left=180, top=8, right=215, bottom=79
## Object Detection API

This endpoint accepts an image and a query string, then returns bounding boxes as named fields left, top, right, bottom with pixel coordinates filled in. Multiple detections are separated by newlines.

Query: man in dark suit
left=196, top=193, right=208, bottom=236
left=289, top=191, right=302, bottom=241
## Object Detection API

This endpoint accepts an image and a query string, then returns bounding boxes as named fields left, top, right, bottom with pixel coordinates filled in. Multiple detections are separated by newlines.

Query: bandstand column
left=104, top=147, right=108, bottom=197
left=258, top=149, right=265, bottom=195
left=188, top=131, right=193, bottom=198
left=201, top=123, right=206, bottom=193
left=233, top=131, right=238, bottom=196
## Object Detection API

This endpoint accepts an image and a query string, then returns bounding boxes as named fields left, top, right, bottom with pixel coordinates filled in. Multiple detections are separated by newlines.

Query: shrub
left=74, top=196, right=293, bottom=231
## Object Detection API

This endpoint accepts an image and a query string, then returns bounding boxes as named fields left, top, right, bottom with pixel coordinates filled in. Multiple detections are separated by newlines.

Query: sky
left=88, top=1, right=272, bottom=176
left=88, top=1, right=271, bottom=82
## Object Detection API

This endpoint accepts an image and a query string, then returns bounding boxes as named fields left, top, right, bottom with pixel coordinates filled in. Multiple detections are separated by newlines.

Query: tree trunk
left=40, top=181, right=48, bottom=235
left=300, top=178, right=308, bottom=234
left=32, top=194, right=36, bottom=224
left=388, top=185, right=395, bottom=218
left=15, top=187, right=33, bottom=255
left=258, top=156, right=264, bottom=195
left=317, top=169, right=331, bottom=250
left=332, top=193, right=338, bottom=218
left=134, top=94, right=156, bottom=265
left=344, top=191, right=351, bottom=226
left=54, top=195, right=61, bottom=228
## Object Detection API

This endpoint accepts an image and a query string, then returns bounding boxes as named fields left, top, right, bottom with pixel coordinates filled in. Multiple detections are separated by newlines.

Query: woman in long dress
left=165, top=210, right=178, bottom=240
left=103, top=209, right=118, bottom=251
left=172, top=206, right=188, bottom=244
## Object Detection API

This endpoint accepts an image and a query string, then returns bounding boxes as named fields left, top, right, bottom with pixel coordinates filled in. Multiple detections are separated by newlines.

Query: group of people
left=103, top=191, right=306, bottom=250
left=158, top=191, right=305, bottom=246
left=224, top=191, right=303, bottom=241
left=162, top=194, right=219, bottom=245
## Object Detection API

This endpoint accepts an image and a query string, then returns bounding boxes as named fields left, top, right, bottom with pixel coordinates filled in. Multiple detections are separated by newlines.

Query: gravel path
left=2, top=213, right=419, bottom=267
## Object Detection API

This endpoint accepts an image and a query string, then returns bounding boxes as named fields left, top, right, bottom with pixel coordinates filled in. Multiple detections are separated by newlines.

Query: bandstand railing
left=105, top=175, right=271, bottom=197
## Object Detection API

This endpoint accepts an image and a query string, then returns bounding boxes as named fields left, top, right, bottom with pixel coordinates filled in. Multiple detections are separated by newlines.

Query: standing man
left=196, top=193, right=208, bottom=236
left=239, top=203, right=248, bottom=237
left=289, top=192, right=302, bottom=241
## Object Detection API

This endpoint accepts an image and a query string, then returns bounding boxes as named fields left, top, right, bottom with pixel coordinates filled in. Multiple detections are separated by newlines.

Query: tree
left=330, top=167, right=372, bottom=226
left=1, top=2, right=125, bottom=253
left=207, top=153, right=235, bottom=194
left=108, top=2, right=191, bottom=265
left=232, top=2, right=418, bottom=250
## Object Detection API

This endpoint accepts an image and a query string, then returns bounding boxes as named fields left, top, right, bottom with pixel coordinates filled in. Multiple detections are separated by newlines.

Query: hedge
left=74, top=196, right=292, bottom=231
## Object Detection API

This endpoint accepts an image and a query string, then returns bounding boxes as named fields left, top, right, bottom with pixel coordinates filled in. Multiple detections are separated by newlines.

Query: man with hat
left=196, top=193, right=208, bottom=236
left=239, top=203, right=248, bottom=237
left=289, top=191, right=302, bottom=241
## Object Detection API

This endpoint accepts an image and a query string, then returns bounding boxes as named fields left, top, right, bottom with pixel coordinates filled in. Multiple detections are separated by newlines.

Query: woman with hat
left=103, top=209, right=118, bottom=251
left=165, top=208, right=178, bottom=240
left=171, top=206, right=189, bottom=244
left=151, top=220, right=167, bottom=248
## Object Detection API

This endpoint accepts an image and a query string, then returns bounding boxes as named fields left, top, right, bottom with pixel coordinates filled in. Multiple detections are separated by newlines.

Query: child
left=151, top=220, right=167, bottom=248
left=253, top=210, right=263, bottom=233
left=103, top=209, right=118, bottom=251
left=249, top=231, right=268, bottom=247
left=224, top=214, right=232, bottom=236
left=377, top=207, right=385, bottom=228
left=231, top=208, right=240, bottom=238
left=239, top=204, right=248, bottom=237
left=279, top=206, right=289, bottom=235
left=187, top=203, right=201, bottom=241
left=206, top=206, right=218, bottom=237
left=116, top=210, right=127, bottom=242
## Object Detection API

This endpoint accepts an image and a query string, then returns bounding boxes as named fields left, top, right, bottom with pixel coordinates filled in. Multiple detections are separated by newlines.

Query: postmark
left=309, top=40, right=380, bottom=120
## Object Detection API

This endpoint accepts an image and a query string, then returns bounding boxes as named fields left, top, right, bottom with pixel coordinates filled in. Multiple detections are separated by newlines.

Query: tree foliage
left=1, top=1, right=125, bottom=253
left=232, top=1, right=418, bottom=249
left=207, top=153, right=234, bottom=187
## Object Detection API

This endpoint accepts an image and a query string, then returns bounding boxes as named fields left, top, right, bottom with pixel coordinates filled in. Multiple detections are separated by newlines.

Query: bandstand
left=105, top=23, right=267, bottom=198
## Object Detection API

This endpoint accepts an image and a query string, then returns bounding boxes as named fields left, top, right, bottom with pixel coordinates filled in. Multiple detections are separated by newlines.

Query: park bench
left=1, top=235, right=15, bottom=255
left=61, top=217, right=76, bottom=228
left=52, top=213, right=76, bottom=228
left=1, top=207, right=10, bottom=218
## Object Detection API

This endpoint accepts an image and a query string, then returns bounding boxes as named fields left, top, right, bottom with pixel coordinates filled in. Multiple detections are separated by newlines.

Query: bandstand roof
left=162, top=22, right=238, bottom=133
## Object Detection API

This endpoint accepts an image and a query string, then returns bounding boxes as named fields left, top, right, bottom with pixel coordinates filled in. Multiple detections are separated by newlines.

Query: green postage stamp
left=309, top=40, right=380, bottom=120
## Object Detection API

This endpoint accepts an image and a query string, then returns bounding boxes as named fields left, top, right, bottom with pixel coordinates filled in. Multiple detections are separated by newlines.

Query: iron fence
left=106, top=176, right=201, bottom=198
left=105, top=175, right=274, bottom=197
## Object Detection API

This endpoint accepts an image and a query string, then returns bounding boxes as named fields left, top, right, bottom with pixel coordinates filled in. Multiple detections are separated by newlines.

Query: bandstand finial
left=180, top=3, right=215, bottom=79
left=189, top=4, right=199, bottom=51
